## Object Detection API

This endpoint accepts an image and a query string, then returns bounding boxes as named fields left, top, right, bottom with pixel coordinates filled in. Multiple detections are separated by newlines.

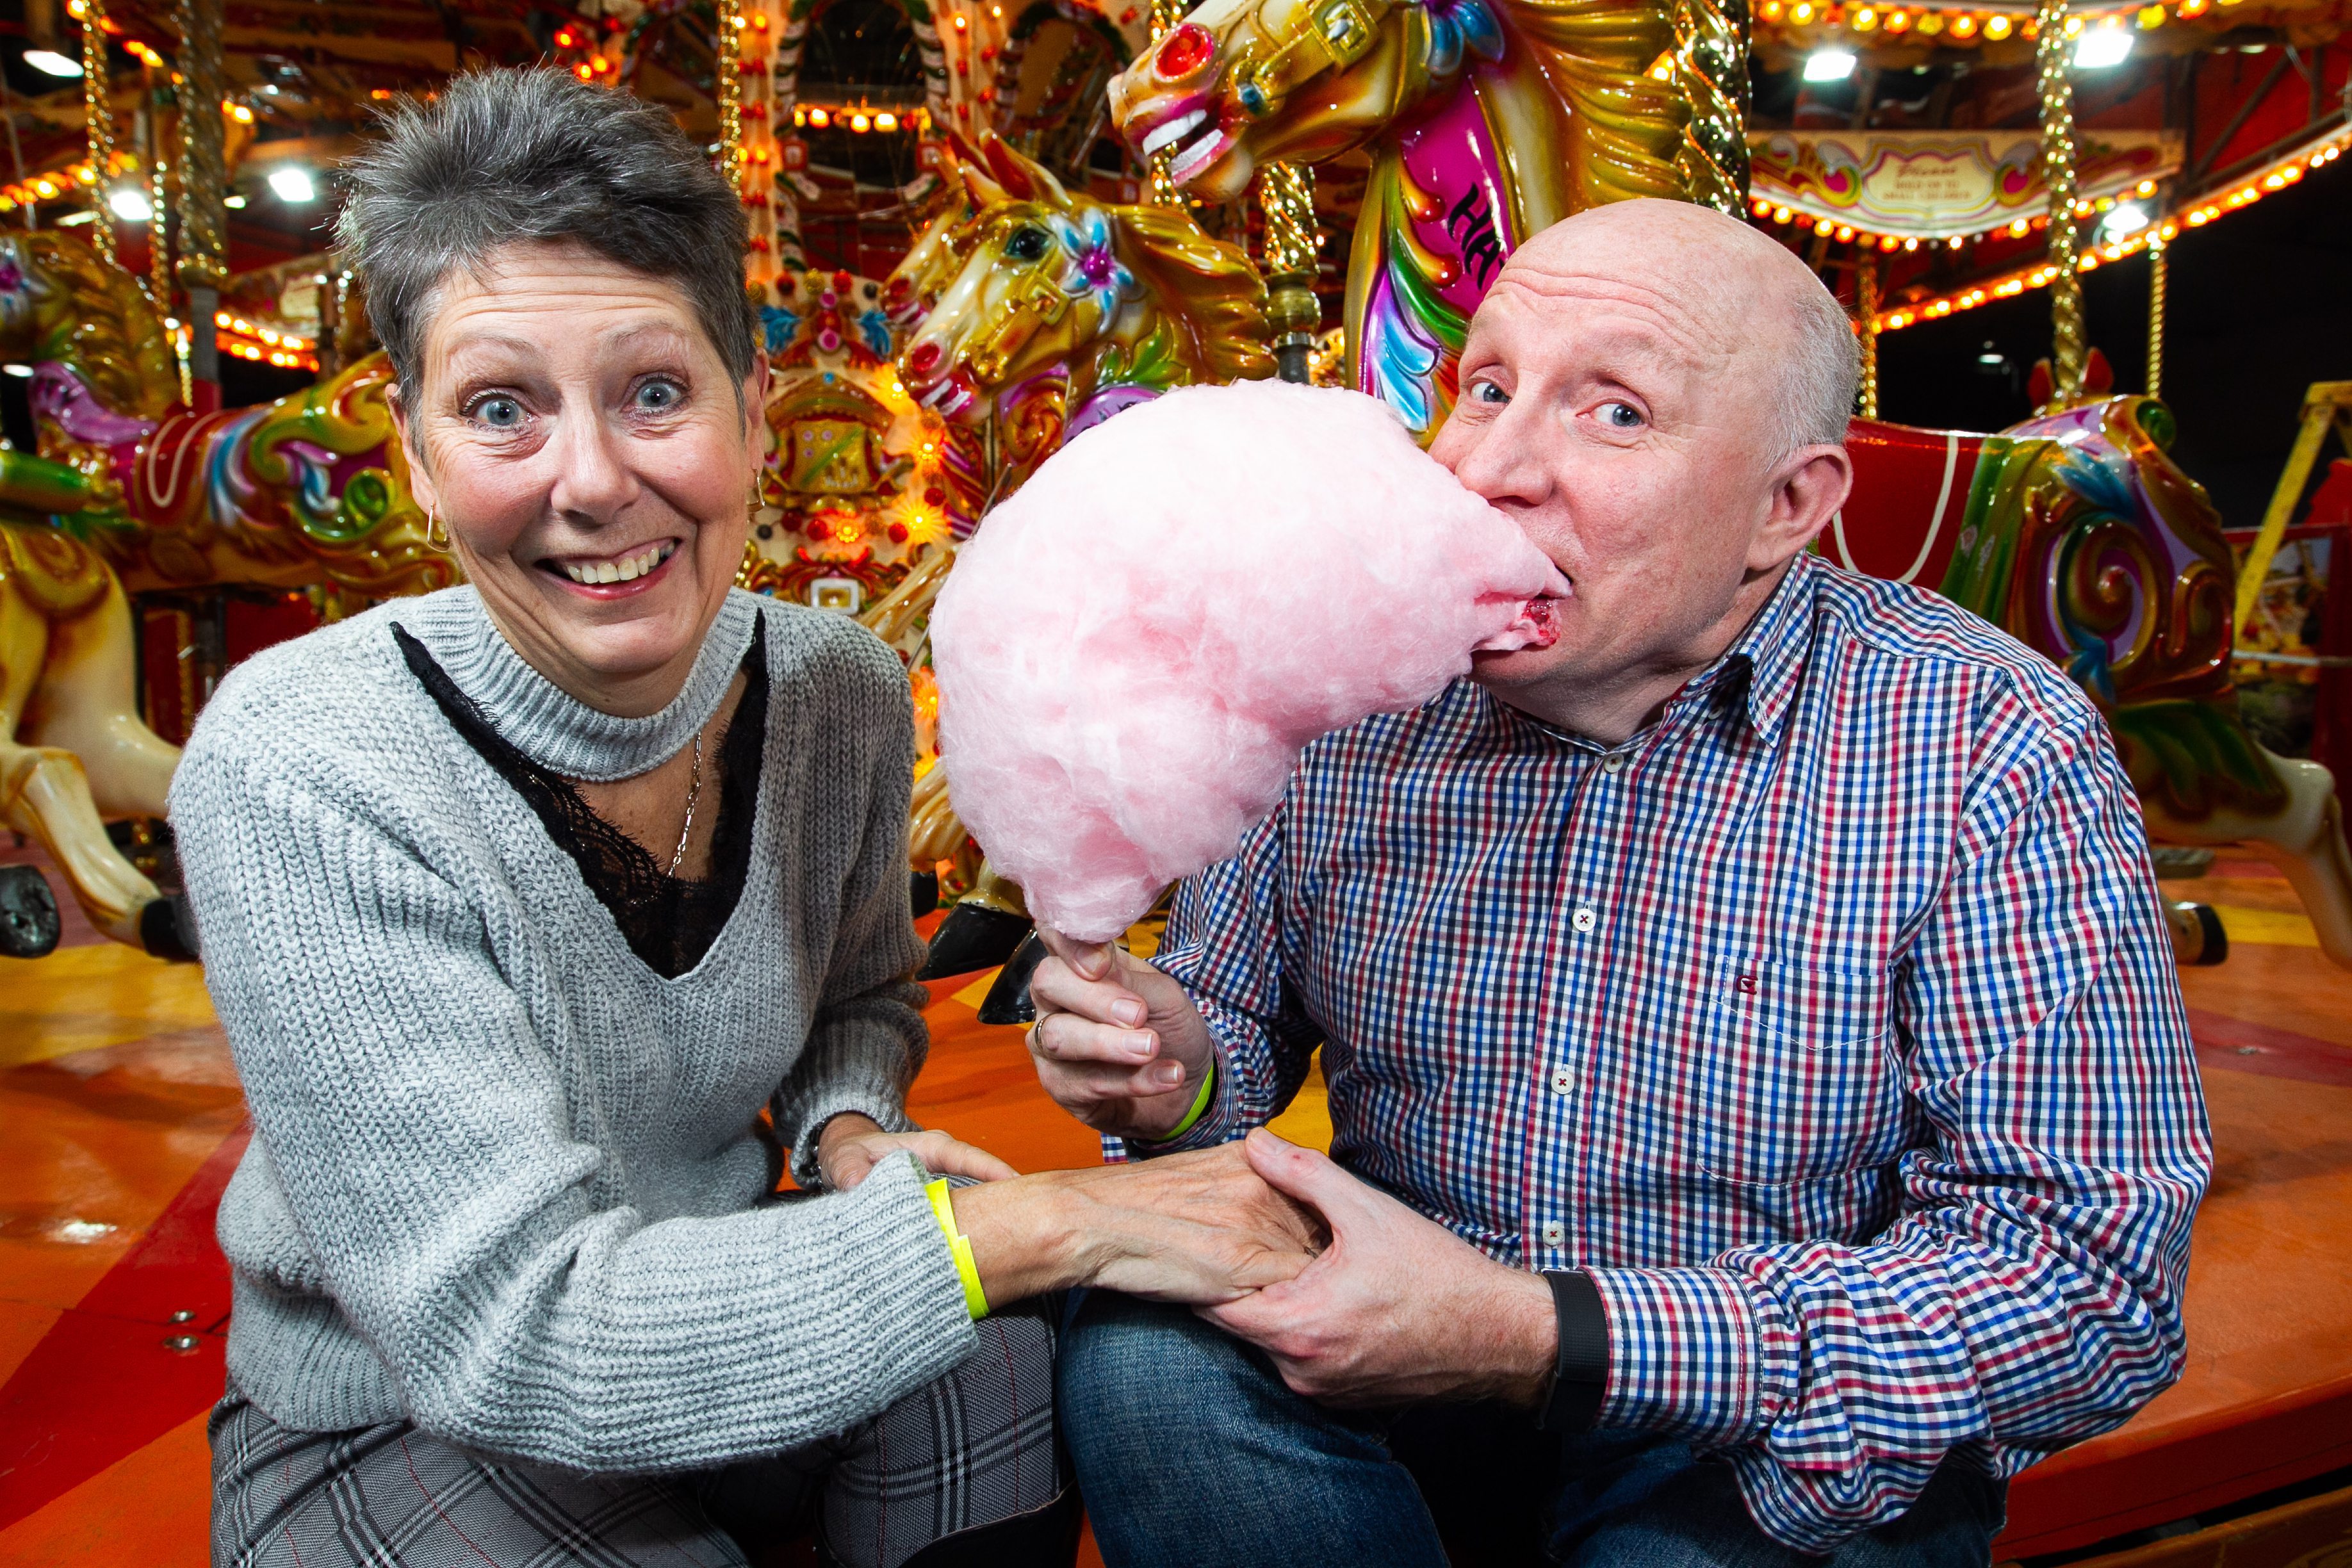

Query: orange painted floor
left=0, top=847, right=2342, bottom=1564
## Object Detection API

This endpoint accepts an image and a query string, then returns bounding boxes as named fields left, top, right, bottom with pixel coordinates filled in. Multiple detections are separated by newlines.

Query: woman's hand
left=817, top=1113, right=1018, bottom=1192
left=1027, top=927, right=1220, bottom=1140
left=952, top=1141, right=1327, bottom=1306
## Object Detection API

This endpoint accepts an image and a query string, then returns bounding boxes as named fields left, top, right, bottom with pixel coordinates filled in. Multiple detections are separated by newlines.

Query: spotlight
left=1, top=363, right=29, bottom=377
left=266, top=166, right=316, bottom=202
left=1803, top=47, right=1858, bottom=79
left=2098, top=200, right=2150, bottom=239
left=106, top=186, right=152, bottom=222
left=2073, top=26, right=2132, bottom=65
left=22, top=48, right=83, bottom=78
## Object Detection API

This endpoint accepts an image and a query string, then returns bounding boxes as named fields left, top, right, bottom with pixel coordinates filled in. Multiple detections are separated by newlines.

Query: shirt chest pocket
left=1656, top=955, right=1913, bottom=1186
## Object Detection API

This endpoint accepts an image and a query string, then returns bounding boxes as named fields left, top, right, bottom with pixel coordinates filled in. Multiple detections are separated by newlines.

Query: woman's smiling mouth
left=541, top=539, right=680, bottom=592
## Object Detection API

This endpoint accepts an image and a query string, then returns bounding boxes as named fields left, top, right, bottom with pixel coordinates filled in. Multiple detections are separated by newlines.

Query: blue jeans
left=1059, top=1292, right=2004, bottom=1567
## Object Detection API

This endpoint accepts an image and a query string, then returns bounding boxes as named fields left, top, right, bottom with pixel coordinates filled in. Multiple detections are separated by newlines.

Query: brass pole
left=715, top=0, right=742, bottom=195
left=1856, top=257, right=1880, bottom=420
left=174, top=0, right=227, bottom=399
left=1259, top=162, right=1318, bottom=382
left=81, top=0, right=118, bottom=269
left=2033, top=0, right=2086, bottom=412
left=2146, top=229, right=2167, bottom=401
left=1145, top=0, right=1186, bottom=209
left=143, top=61, right=171, bottom=313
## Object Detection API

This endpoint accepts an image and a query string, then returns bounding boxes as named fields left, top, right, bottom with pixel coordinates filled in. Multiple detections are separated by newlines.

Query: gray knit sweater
left=173, top=585, right=975, bottom=1471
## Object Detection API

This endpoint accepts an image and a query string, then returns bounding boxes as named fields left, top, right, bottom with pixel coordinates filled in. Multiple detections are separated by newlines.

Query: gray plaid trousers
left=211, top=1303, right=1061, bottom=1568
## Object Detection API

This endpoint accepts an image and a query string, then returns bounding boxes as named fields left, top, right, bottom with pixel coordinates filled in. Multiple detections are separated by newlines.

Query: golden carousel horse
left=1106, top=0, right=1744, bottom=439
left=897, top=133, right=1274, bottom=489
left=0, top=229, right=445, bottom=958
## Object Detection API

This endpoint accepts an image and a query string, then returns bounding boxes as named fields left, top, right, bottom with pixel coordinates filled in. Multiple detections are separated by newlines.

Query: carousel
left=0, top=0, right=2346, bottom=1553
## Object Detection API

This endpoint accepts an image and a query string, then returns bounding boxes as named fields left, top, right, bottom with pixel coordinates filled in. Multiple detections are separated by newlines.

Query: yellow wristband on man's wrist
left=923, top=1177, right=990, bottom=1320
left=1142, top=1056, right=1217, bottom=1144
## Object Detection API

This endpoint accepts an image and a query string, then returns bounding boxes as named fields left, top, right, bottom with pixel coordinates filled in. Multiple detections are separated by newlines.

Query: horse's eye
left=1004, top=226, right=1052, bottom=263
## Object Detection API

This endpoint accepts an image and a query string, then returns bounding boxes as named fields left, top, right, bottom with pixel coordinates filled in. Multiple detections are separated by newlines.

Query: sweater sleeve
left=771, top=625, right=934, bottom=1187
left=174, top=731, right=976, bottom=1473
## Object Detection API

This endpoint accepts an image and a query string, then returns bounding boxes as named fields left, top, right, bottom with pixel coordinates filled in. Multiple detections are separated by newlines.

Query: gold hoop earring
left=423, top=506, right=450, bottom=553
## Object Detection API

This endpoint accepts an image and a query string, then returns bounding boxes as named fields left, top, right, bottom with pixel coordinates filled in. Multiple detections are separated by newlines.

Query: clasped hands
left=1022, top=927, right=1560, bottom=1410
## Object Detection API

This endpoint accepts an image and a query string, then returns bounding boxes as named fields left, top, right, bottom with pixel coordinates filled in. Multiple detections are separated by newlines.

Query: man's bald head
left=1497, top=199, right=1859, bottom=457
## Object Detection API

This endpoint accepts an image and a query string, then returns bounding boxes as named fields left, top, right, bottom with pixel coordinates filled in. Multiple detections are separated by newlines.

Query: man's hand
left=1026, top=926, right=1220, bottom=1140
left=817, top=1112, right=1018, bottom=1191
left=954, top=1140, right=1326, bottom=1305
left=1200, top=1129, right=1558, bottom=1409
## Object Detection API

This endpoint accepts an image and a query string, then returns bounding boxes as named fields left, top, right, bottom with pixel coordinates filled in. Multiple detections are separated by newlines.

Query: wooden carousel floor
left=0, top=844, right=2345, bottom=1565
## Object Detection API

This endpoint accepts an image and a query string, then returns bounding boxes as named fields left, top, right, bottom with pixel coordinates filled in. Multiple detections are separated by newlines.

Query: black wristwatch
left=1538, top=1270, right=1610, bottom=1432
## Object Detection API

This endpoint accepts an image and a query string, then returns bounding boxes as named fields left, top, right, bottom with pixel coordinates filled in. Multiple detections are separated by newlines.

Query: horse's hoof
left=976, top=933, right=1046, bottom=1025
left=0, top=865, right=61, bottom=960
left=917, top=902, right=1034, bottom=981
left=138, top=894, right=200, bottom=963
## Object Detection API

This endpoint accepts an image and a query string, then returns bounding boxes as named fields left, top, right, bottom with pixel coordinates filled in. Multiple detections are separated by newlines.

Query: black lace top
left=394, top=620, right=771, bottom=979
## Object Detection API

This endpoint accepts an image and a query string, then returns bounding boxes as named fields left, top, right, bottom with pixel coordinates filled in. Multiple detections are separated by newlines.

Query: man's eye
left=1599, top=401, right=1644, bottom=429
left=470, top=396, right=523, bottom=429
left=633, top=378, right=684, bottom=412
left=1471, top=380, right=1508, bottom=405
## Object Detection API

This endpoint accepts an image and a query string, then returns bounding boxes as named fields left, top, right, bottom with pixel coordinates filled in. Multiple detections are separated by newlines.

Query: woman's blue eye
left=634, top=379, right=683, bottom=411
left=1600, top=401, right=1643, bottom=429
left=473, top=396, right=523, bottom=428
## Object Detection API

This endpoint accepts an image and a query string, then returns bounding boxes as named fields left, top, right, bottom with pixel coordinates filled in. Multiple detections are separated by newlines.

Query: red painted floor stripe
left=2188, top=1008, right=2352, bottom=1088
left=0, top=1123, right=248, bottom=1531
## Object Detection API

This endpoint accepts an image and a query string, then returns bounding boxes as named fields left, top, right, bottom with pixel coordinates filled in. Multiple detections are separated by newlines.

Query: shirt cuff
left=1584, top=1264, right=1777, bottom=1448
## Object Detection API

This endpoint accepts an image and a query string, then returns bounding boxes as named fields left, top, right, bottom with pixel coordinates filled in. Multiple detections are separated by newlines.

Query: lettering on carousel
left=1445, top=186, right=1506, bottom=291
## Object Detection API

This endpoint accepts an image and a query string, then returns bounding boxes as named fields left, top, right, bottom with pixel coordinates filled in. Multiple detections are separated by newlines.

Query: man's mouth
left=1472, top=582, right=1572, bottom=655
left=541, top=539, right=679, bottom=590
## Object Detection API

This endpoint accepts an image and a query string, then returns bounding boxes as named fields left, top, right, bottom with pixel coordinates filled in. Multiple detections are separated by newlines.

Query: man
left=1020, top=198, right=2212, bottom=1565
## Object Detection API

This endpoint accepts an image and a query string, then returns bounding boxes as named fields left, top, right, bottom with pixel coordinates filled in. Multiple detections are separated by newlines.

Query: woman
left=177, top=69, right=1314, bottom=1568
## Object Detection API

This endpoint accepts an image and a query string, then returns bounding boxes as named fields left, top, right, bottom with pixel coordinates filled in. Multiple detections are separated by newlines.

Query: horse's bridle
left=1227, top=0, right=1405, bottom=117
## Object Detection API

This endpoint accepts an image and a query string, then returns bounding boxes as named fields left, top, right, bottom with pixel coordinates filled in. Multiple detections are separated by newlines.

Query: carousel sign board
left=1748, top=130, right=2182, bottom=237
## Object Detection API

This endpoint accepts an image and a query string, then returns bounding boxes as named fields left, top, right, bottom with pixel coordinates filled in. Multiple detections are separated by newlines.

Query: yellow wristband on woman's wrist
left=923, top=1177, right=990, bottom=1320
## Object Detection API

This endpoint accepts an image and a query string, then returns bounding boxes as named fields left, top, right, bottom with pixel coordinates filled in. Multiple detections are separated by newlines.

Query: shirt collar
left=1672, top=551, right=1818, bottom=747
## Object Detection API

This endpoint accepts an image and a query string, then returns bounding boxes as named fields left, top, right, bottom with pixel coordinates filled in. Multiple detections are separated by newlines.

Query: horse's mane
left=1117, top=201, right=1274, bottom=384
left=1499, top=0, right=1700, bottom=209
left=26, top=231, right=178, bottom=421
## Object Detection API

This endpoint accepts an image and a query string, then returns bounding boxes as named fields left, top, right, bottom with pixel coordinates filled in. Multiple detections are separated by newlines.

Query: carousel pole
left=142, top=60, right=172, bottom=316
left=714, top=0, right=743, bottom=197
left=1856, top=257, right=1880, bottom=420
left=80, top=0, right=119, bottom=270
left=1259, top=163, right=1318, bottom=383
left=2146, top=228, right=2168, bottom=400
left=2033, top=0, right=2086, bottom=412
left=1144, top=0, right=1186, bottom=209
left=174, top=0, right=227, bottom=409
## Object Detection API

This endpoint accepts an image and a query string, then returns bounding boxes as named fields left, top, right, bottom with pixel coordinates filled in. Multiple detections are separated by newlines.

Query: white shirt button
left=1551, top=1066, right=1574, bottom=1095
left=1540, top=1221, right=1567, bottom=1249
left=1571, top=906, right=1598, bottom=934
left=1601, top=753, right=1627, bottom=774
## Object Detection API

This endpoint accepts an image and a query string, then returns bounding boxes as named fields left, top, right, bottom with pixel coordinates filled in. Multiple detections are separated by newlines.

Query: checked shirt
left=1135, top=552, right=2212, bottom=1552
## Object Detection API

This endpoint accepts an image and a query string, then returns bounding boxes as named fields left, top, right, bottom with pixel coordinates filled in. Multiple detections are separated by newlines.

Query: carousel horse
left=896, top=133, right=1275, bottom=484
left=0, top=229, right=446, bottom=958
left=1836, top=396, right=2352, bottom=969
left=1106, top=0, right=1745, bottom=441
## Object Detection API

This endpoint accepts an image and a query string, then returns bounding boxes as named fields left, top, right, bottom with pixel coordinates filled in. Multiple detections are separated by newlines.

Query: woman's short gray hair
left=337, top=68, right=758, bottom=402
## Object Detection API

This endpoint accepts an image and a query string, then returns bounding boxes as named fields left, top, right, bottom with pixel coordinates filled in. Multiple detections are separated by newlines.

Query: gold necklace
left=664, top=728, right=705, bottom=877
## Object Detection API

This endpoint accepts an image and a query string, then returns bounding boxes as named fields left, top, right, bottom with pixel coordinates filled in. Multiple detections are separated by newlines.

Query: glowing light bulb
left=106, top=186, right=151, bottom=222
left=267, top=166, right=316, bottom=202
left=1803, top=46, right=1858, bottom=78
left=22, top=49, right=82, bottom=78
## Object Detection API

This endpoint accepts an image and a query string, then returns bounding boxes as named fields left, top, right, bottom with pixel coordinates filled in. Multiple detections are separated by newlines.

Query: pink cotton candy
left=929, top=379, right=1567, bottom=943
